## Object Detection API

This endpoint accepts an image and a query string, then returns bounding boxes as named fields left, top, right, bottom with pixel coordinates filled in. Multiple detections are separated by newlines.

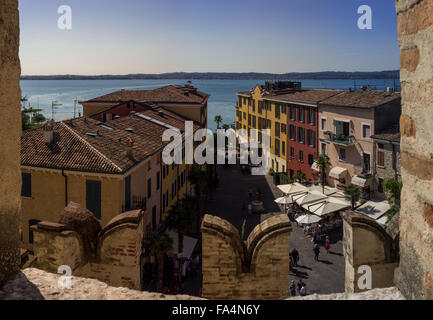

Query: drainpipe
left=62, top=170, right=68, bottom=206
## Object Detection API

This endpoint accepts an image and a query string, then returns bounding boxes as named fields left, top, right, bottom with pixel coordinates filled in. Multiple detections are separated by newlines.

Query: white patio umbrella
left=277, top=183, right=308, bottom=195
left=274, top=196, right=293, bottom=205
left=294, top=190, right=327, bottom=207
left=302, top=197, right=350, bottom=217
left=296, top=214, right=322, bottom=225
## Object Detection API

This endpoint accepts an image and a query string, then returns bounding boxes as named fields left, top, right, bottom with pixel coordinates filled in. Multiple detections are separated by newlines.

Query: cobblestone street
left=205, top=164, right=345, bottom=296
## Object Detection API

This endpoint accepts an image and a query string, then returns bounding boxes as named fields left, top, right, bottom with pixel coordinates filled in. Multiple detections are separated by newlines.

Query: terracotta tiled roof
left=83, top=85, right=209, bottom=104
left=21, top=109, right=200, bottom=174
left=372, top=132, right=401, bottom=143
left=320, top=90, right=401, bottom=108
left=266, top=89, right=344, bottom=103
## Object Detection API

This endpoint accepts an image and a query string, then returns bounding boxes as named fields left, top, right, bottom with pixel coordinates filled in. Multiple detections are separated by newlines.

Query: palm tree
left=293, top=171, right=306, bottom=183
left=150, top=233, right=173, bottom=289
left=189, top=165, right=208, bottom=197
left=315, top=154, right=331, bottom=193
left=344, top=186, right=361, bottom=210
left=221, top=123, right=230, bottom=130
left=214, top=115, right=223, bottom=129
left=164, top=199, right=196, bottom=258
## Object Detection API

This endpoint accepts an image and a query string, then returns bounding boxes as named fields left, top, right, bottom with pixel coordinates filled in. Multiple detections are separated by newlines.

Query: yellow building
left=80, top=84, right=210, bottom=128
left=236, top=82, right=295, bottom=173
left=20, top=109, right=199, bottom=250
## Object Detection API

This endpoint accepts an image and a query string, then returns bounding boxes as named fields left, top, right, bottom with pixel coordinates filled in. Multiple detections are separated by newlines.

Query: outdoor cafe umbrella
left=294, top=190, right=327, bottom=207
left=277, top=182, right=308, bottom=195
left=274, top=196, right=293, bottom=211
left=296, top=214, right=322, bottom=225
left=302, top=197, right=350, bottom=217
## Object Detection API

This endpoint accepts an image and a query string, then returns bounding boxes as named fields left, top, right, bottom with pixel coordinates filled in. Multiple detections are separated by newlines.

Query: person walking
left=325, top=236, right=331, bottom=254
left=313, top=244, right=320, bottom=261
left=291, top=248, right=299, bottom=267
left=290, top=280, right=297, bottom=297
left=297, top=280, right=303, bottom=293
left=300, top=283, right=307, bottom=296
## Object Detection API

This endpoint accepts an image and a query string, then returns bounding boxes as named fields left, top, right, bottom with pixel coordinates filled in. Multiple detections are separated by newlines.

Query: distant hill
left=21, top=70, right=400, bottom=80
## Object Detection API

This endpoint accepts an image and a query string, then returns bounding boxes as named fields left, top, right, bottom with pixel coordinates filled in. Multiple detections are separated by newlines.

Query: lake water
left=21, top=79, right=400, bottom=131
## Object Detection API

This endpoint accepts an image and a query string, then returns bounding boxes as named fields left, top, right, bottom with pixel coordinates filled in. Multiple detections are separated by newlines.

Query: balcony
left=324, top=133, right=354, bottom=146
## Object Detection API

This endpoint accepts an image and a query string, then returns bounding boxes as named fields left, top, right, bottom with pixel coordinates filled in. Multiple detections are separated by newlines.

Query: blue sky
left=19, top=0, right=399, bottom=75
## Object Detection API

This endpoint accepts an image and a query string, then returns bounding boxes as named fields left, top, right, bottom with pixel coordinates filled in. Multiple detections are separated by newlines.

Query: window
left=147, top=178, right=152, bottom=199
left=28, top=219, right=40, bottom=244
left=282, top=104, right=287, bottom=114
left=377, top=151, right=385, bottom=167
left=248, top=114, right=251, bottom=126
left=378, top=178, right=384, bottom=193
left=309, top=109, right=316, bottom=125
left=86, top=180, right=102, bottom=219
left=156, top=172, right=160, bottom=190
left=275, top=104, right=280, bottom=119
left=275, top=139, right=280, bottom=156
left=321, top=118, right=327, bottom=131
left=299, top=150, right=304, bottom=162
left=298, top=127, right=305, bottom=144
left=298, top=107, right=305, bottom=123
left=281, top=124, right=287, bottom=134
left=307, top=130, right=316, bottom=147
left=321, top=143, right=327, bottom=155
left=363, top=153, right=371, bottom=173
left=289, top=106, right=296, bottom=120
left=362, top=124, right=371, bottom=139
left=282, top=141, right=286, bottom=156
left=252, top=100, right=255, bottom=112
left=243, top=112, right=246, bottom=120
left=275, top=122, right=280, bottom=138
left=290, top=147, right=295, bottom=158
left=252, top=115, right=256, bottom=128
left=308, top=154, right=314, bottom=166
left=338, top=148, right=346, bottom=161
left=152, top=206, right=157, bottom=230
left=21, top=172, right=31, bottom=197
left=289, top=125, right=296, bottom=140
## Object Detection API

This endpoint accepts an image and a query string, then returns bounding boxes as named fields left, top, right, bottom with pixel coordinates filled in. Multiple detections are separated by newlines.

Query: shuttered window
left=86, top=180, right=102, bottom=219
left=378, top=151, right=385, bottom=167
left=21, top=173, right=32, bottom=197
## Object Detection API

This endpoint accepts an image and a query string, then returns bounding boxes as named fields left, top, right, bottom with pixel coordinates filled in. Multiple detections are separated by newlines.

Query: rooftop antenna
left=51, top=100, right=63, bottom=120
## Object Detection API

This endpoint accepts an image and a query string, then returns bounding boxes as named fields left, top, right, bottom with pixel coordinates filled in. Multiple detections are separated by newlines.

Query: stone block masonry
left=396, top=0, right=433, bottom=300
left=201, top=214, right=292, bottom=300
left=0, top=0, right=22, bottom=286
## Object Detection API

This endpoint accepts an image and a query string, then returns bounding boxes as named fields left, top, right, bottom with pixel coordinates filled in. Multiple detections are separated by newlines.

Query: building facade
left=318, top=90, right=401, bottom=197
left=372, top=131, right=401, bottom=199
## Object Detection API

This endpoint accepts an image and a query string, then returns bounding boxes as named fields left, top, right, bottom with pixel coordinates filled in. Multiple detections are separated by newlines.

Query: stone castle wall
left=0, top=0, right=22, bottom=286
left=396, top=0, right=433, bottom=299
left=31, top=210, right=144, bottom=290
left=343, top=211, right=399, bottom=293
left=201, top=214, right=292, bottom=300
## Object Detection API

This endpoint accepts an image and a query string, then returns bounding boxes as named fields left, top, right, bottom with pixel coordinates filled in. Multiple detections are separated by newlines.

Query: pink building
left=318, top=90, right=401, bottom=198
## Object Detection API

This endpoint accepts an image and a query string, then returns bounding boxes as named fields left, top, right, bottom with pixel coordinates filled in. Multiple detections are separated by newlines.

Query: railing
left=122, top=195, right=147, bottom=212
left=326, top=133, right=353, bottom=145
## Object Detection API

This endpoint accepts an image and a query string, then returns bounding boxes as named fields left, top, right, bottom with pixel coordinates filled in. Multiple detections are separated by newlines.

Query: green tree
left=344, top=186, right=361, bottom=210
left=221, top=123, right=230, bottom=130
left=189, top=165, right=208, bottom=197
left=164, top=198, right=196, bottom=258
left=214, top=115, right=223, bottom=129
left=315, top=154, right=331, bottom=194
left=293, top=171, right=306, bottom=183
left=382, top=179, right=403, bottom=205
left=150, top=233, right=173, bottom=288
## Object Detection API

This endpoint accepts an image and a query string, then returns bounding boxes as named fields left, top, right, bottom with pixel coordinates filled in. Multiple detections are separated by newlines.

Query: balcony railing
left=325, top=133, right=353, bottom=146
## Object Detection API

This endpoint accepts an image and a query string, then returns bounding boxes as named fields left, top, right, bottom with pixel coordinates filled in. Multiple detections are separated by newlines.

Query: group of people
left=313, top=236, right=331, bottom=261
left=290, top=280, right=307, bottom=297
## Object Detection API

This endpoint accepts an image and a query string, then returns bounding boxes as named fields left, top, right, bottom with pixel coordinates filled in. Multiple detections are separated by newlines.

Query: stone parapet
left=201, top=214, right=291, bottom=300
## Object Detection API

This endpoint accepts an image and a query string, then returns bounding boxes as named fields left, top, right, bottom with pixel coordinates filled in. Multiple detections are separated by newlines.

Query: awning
left=311, top=162, right=320, bottom=172
left=355, top=199, right=391, bottom=221
left=167, top=231, right=198, bottom=259
left=351, top=175, right=372, bottom=188
left=329, top=167, right=348, bottom=180
left=277, top=183, right=308, bottom=195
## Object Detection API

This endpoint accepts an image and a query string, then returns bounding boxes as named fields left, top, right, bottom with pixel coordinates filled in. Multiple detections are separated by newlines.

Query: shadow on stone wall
left=201, top=214, right=292, bottom=300
left=31, top=202, right=144, bottom=290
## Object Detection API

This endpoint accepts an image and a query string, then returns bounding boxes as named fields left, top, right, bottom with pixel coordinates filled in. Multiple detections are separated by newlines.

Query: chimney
left=125, top=138, right=135, bottom=161
left=43, top=119, right=55, bottom=144
left=158, top=110, right=164, bottom=117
